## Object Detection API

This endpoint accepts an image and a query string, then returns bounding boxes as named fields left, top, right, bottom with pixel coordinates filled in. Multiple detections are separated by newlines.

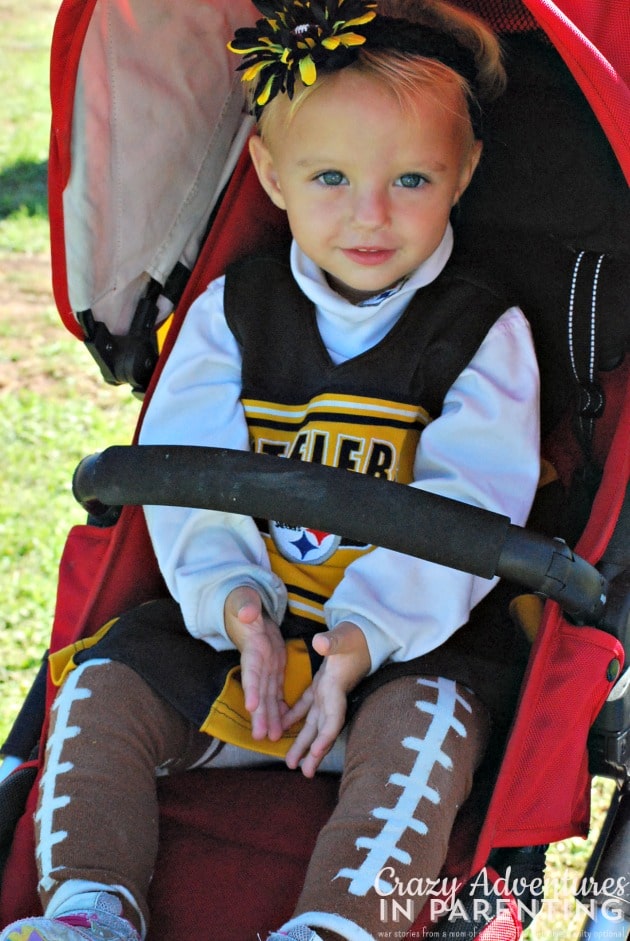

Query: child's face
left=250, top=68, right=481, bottom=304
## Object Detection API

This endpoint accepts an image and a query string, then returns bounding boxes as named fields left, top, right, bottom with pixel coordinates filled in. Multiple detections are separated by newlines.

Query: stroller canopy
left=48, top=0, right=630, bottom=349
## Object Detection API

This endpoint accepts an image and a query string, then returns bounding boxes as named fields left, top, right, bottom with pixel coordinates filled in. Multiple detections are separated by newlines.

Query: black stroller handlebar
left=72, top=445, right=608, bottom=625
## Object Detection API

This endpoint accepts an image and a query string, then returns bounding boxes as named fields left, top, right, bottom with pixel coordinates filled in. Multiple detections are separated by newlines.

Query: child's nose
left=351, top=186, right=390, bottom=229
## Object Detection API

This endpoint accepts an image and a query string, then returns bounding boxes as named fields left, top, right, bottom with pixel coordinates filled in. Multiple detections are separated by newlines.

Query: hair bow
left=228, top=0, right=378, bottom=115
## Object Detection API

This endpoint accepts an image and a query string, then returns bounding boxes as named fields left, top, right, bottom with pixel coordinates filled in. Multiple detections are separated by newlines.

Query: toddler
left=0, top=1, right=540, bottom=939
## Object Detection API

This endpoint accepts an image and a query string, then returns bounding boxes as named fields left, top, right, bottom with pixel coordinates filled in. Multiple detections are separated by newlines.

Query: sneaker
left=0, top=893, right=140, bottom=941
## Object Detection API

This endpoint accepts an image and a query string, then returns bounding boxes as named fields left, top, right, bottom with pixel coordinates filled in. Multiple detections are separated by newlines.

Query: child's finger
left=248, top=672, right=276, bottom=740
left=225, top=585, right=262, bottom=625
left=281, top=685, right=314, bottom=730
left=258, top=671, right=286, bottom=741
left=299, top=721, right=339, bottom=778
left=240, top=628, right=288, bottom=741
left=239, top=650, right=262, bottom=716
left=312, top=626, right=347, bottom=657
left=311, top=621, right=370, bottom=660
left=285, top=694, right=344, bottom=776
left=285, top=712, right=318, bottom=771
left=285, top=694, right=323, bottom=756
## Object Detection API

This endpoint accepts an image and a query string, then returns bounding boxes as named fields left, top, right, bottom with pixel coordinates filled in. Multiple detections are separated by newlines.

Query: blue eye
left=316, top=170, right=347, bottom=186
left=396, top=173, right=427, bottom=188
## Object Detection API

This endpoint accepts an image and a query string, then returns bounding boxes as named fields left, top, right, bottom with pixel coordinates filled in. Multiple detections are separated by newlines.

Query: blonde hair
left=250, top=0, right=505, bottom=139
left=376, top=0, right=506, bottom=104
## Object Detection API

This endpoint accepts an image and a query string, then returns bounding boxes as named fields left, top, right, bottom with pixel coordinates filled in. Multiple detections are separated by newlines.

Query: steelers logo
left=269, top=520, right=342, bottom=565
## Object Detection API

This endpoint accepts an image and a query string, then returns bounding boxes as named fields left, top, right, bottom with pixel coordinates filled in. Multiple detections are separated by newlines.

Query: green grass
left=0, top=0, right=139, bottom=738
left=0, top=162, right=50, bottom=253
left=0, top=0, right=58, bottom=252
left=0, top=393, right=135, bottom=730
left=0, top=294, right=139, bottom=744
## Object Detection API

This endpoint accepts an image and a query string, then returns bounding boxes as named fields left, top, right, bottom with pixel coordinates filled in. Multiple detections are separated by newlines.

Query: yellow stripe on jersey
left=243, top=392, right=429, bottom=427
left=244, top=392, right=427, bottom=484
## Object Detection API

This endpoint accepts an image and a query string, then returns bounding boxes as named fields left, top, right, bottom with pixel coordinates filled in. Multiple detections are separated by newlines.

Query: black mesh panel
left=449, top=0, right=541, bottom=34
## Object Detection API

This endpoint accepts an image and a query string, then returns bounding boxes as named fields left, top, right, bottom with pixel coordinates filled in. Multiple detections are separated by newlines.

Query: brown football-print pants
left=36, top=659, right=489, bottom=940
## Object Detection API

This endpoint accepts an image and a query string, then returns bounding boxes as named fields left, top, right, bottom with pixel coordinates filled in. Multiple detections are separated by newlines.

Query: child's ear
left=454, top=139, right=483, bottom=205
left=249, top=134, right=287, bottom=210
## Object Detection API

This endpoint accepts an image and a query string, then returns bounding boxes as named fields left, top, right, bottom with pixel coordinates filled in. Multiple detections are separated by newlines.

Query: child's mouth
left=342, top=247, right=396, bottom=266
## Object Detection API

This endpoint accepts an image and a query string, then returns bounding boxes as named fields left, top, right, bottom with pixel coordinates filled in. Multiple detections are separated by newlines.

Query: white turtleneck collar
left=290, top=225, right=454, bottom=365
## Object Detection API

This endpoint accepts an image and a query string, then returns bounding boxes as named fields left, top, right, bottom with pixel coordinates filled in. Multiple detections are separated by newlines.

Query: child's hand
left=283, top=622, right=371, bottom=778
left=224, top=586, right=288, bottom=742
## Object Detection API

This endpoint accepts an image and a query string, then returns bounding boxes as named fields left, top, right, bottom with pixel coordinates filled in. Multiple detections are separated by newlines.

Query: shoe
left=0, top=893, right=140, bottom=941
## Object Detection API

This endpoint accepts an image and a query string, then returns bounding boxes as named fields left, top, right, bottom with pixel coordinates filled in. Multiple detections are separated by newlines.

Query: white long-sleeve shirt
left=140, top=227, right=540, bottom=673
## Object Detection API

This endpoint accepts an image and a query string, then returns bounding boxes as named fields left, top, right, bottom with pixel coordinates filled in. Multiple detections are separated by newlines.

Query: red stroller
left=1, top=0, right=629, bottom=938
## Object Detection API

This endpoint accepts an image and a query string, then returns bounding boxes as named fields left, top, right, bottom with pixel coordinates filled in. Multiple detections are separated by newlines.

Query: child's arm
left=282, top=622, right=371, bottom=777
left=324, top=306, right=541, bottom=676
left=224, top=585, right=288, bottom=742
left=140, top=279, right=287, bottom=651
